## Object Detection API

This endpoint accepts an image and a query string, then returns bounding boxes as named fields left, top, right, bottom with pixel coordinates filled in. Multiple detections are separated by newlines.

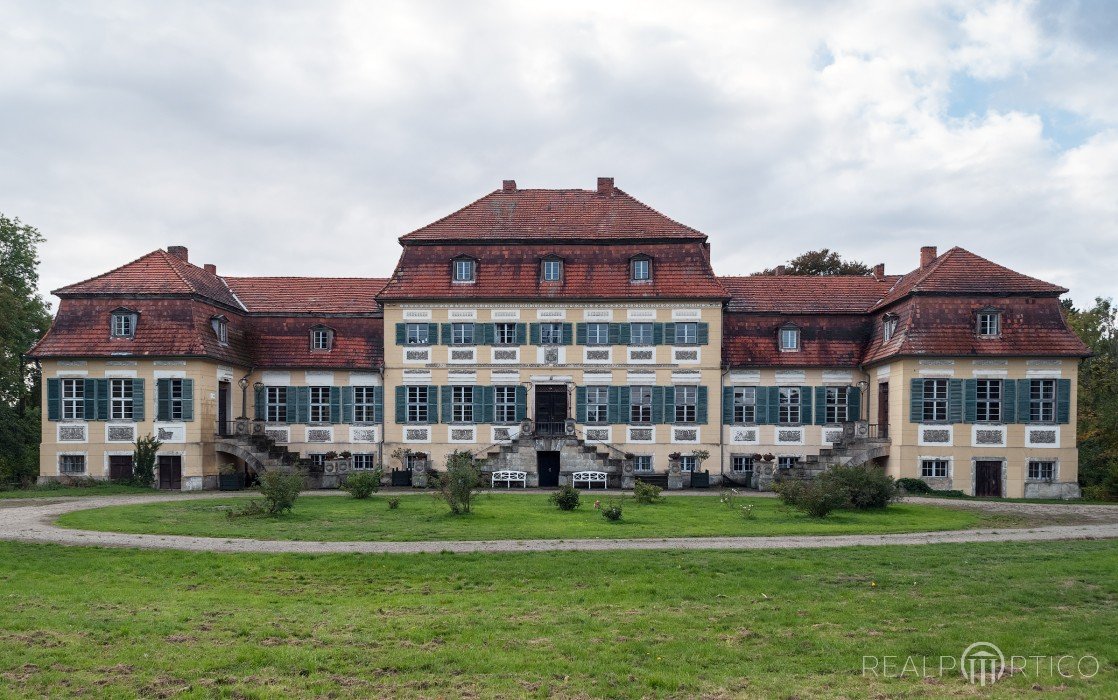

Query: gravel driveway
left=1, top=492, right=1116, bottom=555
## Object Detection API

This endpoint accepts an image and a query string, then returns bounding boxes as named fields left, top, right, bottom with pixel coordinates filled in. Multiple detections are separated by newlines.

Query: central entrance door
left=158, top=455, right=182, bottom=490
left=975, top=461, right=1002, bottom=497
left=537, top=451, right=561, bottom=488
left=534, top=385, right=568, bottom=436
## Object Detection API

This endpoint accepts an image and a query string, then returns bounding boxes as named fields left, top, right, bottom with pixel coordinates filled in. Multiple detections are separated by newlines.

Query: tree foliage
left=131, top=435, right=163, bottom=487
left=1062, top=297, right=1118, bottom=493
left=435, top=451, right=484, bottom=514
left=0, top=214, right=53, bottom=488
left=757, top=249, right=872, bottom=276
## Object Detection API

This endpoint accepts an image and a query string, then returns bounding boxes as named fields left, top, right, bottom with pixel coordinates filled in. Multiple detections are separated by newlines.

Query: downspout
left=239, top=366, right=255, bottom=419
left=378, top=363, right=385, bottom=470
left=719, top=363, right=728, bottom=485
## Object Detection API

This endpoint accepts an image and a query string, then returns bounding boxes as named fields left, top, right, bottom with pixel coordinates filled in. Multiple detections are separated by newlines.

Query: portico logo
left=960, top=642, right=1005, bottom=685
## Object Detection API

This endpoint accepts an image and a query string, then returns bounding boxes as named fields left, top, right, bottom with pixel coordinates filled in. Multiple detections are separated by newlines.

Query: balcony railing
left=533, top=421, right=568, bottom=437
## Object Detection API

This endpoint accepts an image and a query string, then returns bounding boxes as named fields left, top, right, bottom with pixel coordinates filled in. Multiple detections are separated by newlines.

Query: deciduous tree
left=756, top=249, right=872, bottom=276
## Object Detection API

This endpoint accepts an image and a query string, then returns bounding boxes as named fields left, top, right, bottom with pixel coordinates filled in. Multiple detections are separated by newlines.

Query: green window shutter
left=1017, top=379, right=1031, bottom=423
left=652, top=323, right=664, bottom=345
left=722, top=386, right=734, bottom=425
left=440, top=386, right=452, bottom=424
left=472, top=387, right=485, bottom=424
left=1001, top=380, right=1016, bottom=423
left=606, top=386, right=618, bottom=424
left=395, top=386, right=406, bottom=424
left=562, top=323, right=573, bottom=346
left=181, top=379, right=195, bottom=422
left=373, top=386, right=384, bottom=424
left=608, top=323, right=621, bottom=345
left=425, top=386, right=438, bottom=424
left=515, top=323, right=527, bottom=345
left=575, top=323, right=588, bottom=345
left=963, top=380, right=977, bottom=423
left=529, top=323, right=540, bottom=345
left=664, top=322, right=676, bottom=345
left=329, top=387, right=342, bottom=424
left=909, top=379, right=924, bottom=423
left=617, top=387, right=630, bottom=425
left=618, top=323, right=631, bottom=345
left=427, top=323, right=439, bottom=344
left=440, top=323, right=452, bottom=345
left=294, top=386, right=309, bottom=424
left=696, top=386, right=708, bottom=424
left=663, top=386, right=676, bottom=424
left=847, top=386, right=861, bottom=423
left=286, top=387, right=299, bottom=424
left=94, top=379, right=109, bottom=421
left=341, top=387, right=354, bottom=424
left=395, top=323, right=406, bottom=345
left=1056, top=379, right=1072, bottom=424
left=651, top=386, right=665, bottom=424
left=515, top=385, right=527, bottom=421
left=814, top=387, right=828, bottom=425
left=253, top=384, right=264, bottom=421
left=947, top=379, right=964, bottom=424
left=158, top=379, right=171, bottom=421
left=46, top=378, right=61, bottom=421
left=799, top=386, right=812, bottom=425
left=132, top=379, right=145, bottom=421
left=763, top=387, right=781, bottom=425
left=697, top=322, right=709, bottom=345
left=484, top=386, right=495, bottom=423
left=82, top=379, right=97, bottom=421
left=575, top=386, right=587, bottom=423
left=480, top=323, right=495, bottom=345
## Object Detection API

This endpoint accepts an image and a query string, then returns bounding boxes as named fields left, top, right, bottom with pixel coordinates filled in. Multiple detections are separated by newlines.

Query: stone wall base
left=1023, top=481, right=1081, bottom=499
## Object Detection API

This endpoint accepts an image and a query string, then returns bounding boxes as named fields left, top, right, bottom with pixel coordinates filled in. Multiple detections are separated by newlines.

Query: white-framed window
left=679, top=455, right=696, bottom=472
left=406, top=386, right=429, bottom=423
left=733, top=387, right=756, bottom=423
left=212, top=317, right=228, bottom=344
left=266, top=386, right=287, bottom=423
left=59, top=454, right=86, bottom=474
left=674, top=322, right=698, bottom=345
left=495, top=386, right=517, bottom=424
left=778, top=387, right=801, bottom=425
left=780, top=326, right=800, bottom=351
left=777, top=456, right=798, bottom=469
left=311, top=328, right=332, bottom=351
left=494, top=323, right=517, bottom=345
left=309, top=453, right=327, bottom=469
left=922, top=379, right=948, bottom=422
left=309, top=386, right=331, bottom=424
left=61, top=379, right=84, bottom=420
left=167, top=379, right=187, bottom=421
left=675, top=386, right=697, bottom=423
left=1027, top=460, right=1055, bottom=481
left=883, top=315, right=898, bottom=342
left=451, top=323, right=475, bottom=345
left=631, top=257, right=651, bottom=281
left=352, top=454, right=377, bottom=471
left=977, top=311, right=1001, bottom=337
left=110, top=379, right=133, bottom=420
left=921, top=459, right=949, bottom=478
left=453, top=258, right=476, bottom=282
left=406, top=323, right=430, bottom=345
left=585, top=322, right=610, bottom=346
left=633, top=455, right=653, bottom=471
left=541, top=258, right=562, bottom=281
left=451, top=386, right=474, bottom=423
left=731, top=455, right=754, bottom=473
left=540, top=323, right=564, bottom=345
left=353, top=387, right=377, bottom=423
left=630, top=322, right=654, bottom=346
left=976, top=379, right=1002, bottom=423
left=586, top=386, right=609, bottom=424
left=1029, top=379, right=1056, bottom=423
left=824, top=387, right=848, bottom=424
left=630, top=386, right=652, bottom=424
left=111, top=312, right=136, bottom=338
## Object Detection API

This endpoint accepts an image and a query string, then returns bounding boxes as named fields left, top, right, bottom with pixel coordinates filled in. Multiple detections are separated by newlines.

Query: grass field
left=0, top=483, right=154, bottom=499
left=0, top=540, right=1113, bottom=698
left=55, top=493, right=986, bottom=541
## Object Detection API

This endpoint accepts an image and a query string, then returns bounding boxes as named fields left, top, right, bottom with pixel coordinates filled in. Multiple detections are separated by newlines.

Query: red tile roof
left=721, top=275, right=899, bottom=314
left=224, top=277, right=387, bottom=314
left=378, top=242, right=728, bottom=301
left=247, top=317, right=384, bottom=369
left=400, top=186, right=707, bottom=243
left=874, top=247, right=1067, bottom=311
left=722, top=313, right=874, bottom=367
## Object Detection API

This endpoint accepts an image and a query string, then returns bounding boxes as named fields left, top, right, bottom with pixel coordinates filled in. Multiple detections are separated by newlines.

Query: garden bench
left=571, top=470, right=608, bottom=489
left=491, top=470, right=527, bottom=488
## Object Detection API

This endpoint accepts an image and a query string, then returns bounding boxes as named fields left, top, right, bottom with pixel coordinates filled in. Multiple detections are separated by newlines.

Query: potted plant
left=218, top=462, right=244, bottom=491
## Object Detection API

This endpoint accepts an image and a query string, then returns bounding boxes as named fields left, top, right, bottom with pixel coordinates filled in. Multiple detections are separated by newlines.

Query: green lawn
left=56, top=493, right=984, bottom=541
left=0, top=540, right=1113, bottom=698
left=0, top=483, right=155, bottom=499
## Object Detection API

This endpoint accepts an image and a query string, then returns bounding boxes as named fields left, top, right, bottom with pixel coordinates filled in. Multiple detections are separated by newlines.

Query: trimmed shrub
left=821, top=464, right=898, bottom=509
left=549, top=484, right=581, bottom=511
left=258, top=470, right=304, bottom=514
left=132, top=434, right=163, bottom=488
left=602, top=500, right=623, bottom=521
left=934, top=490, right=968, bottom=498
left=775, top=479, right=845, bottom=518
left=342, top=470, right=382, bottom=499
left=896, top=477, right=933, bottom=495
left=387, top=496, right=401, bottom=509
left=633, top=479, right=663, bottom=504
left=435, top=451, right=483, bottom=515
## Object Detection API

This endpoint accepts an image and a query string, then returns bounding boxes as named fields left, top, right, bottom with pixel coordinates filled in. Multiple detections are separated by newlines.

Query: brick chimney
left=502, top=179, right=516, bottom=192
left=873, top=263, right=885, bottom=280
left=167, top=246, right=189, bottom=262
left=597, top=177, right=615, bottom=194
left=920, top=246, right=937, bottom=268
left=203, top=263, right=217, bottom=275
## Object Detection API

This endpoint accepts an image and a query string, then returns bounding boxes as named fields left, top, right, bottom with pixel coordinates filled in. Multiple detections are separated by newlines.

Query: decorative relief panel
left=351, top=427, right=378, bottom=443
left=544, top=347, right=560, bottom=365
left=730, top=428, right=758, bottom=445
left=777, top=429, right=804, bottom=444
left=156, top=425, right=186, bottom=443
left=824, top=430, right=843, bottom=444
left=627, top=427, right=655, bottom=443
left=492, top=348, right=519, bottom=363
left=307, top=428, right=333, bottom=443
left=672, top=427, right=699, bottom=444
left=921, top=428, right=952, bottom=444
left=585, top=349, right=611, bottom=363
left=1026, top=427, right=1059, bottom=448
left=107, top=425, right=136, bottom=443
left=404, top=348, right=431, bottom=363
left=449, top=427, right=476, bottom=443
left=672, top=348, right=699, bottom=364
left=58, top=424, right=87, bottom=442
left=627, top=348, right=655, bottom=363
left=972, top=425, right=1006, bottom=447
left=404, top=426, right=431, bottom=443
left=265, top=427, right=289, bottom=444
left=449, top=347, right=477, bottom=364
left=585, top=428, right=610, bottom=443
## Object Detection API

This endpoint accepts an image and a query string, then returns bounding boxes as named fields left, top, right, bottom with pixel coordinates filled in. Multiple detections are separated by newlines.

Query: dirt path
left=1, top=492, right=1117, bottom=554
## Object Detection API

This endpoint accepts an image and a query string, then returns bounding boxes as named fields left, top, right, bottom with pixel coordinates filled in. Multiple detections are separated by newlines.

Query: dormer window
left=977, top=309, right=1001, bottom=337
left=882, top=314, right=899, bottom=342
left=110, top=309, right=138, bottom=338
left=311, top=327, right=334, bottom=351
left=630, top=256, right=651, bottom=282
left=541, top=257, right=563, bottom=282
left=779, top=325, right=800, bottom=352
left=211, top=316, right=228, bottom=345
left=453, top=257, right=476, bottom=283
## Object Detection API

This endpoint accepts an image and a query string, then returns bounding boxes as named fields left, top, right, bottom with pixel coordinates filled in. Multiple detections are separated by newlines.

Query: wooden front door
left=218, top=381, right=231, bottom=436
left=158, top=456, right=182, bottom=490
left=534, top=385, right=568, bottom=434
left=537, top=451, right=561, bottom=488
left=975, top=461, right=1002, bottom=497
left=877, top=382, right=889, bottom=433
left=108, top=455, right=133, bottom=482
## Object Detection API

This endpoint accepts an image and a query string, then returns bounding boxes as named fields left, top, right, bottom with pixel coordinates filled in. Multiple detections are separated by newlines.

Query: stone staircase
left=475, top=421, right=628, bottom=488
left=759, top=421, right=891, bottom=490
left=214, top=430, right=308, bottom=476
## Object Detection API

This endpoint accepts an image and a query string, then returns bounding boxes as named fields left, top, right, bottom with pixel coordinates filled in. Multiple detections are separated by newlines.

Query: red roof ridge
left=53, top=249, right=185, bottom=296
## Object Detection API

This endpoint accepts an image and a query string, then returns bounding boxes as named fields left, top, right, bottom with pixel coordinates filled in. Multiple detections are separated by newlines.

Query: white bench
left=491, top=470, right=527, bottom=488
left=571, top=471, right=608, bottom=489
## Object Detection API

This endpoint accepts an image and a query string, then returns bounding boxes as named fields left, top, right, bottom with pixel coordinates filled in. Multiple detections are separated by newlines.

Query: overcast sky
left=2, top=0, right=1115, bottom=309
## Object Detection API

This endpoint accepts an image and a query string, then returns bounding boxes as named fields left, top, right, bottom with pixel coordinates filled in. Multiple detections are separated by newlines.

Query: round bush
left=602, top=501, right=623, bottom=521
left=549, top=484, right=581, bottom=511
left=896, top=477, right=932, bottom=495
left=342, top=470, right=382, bottom=499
